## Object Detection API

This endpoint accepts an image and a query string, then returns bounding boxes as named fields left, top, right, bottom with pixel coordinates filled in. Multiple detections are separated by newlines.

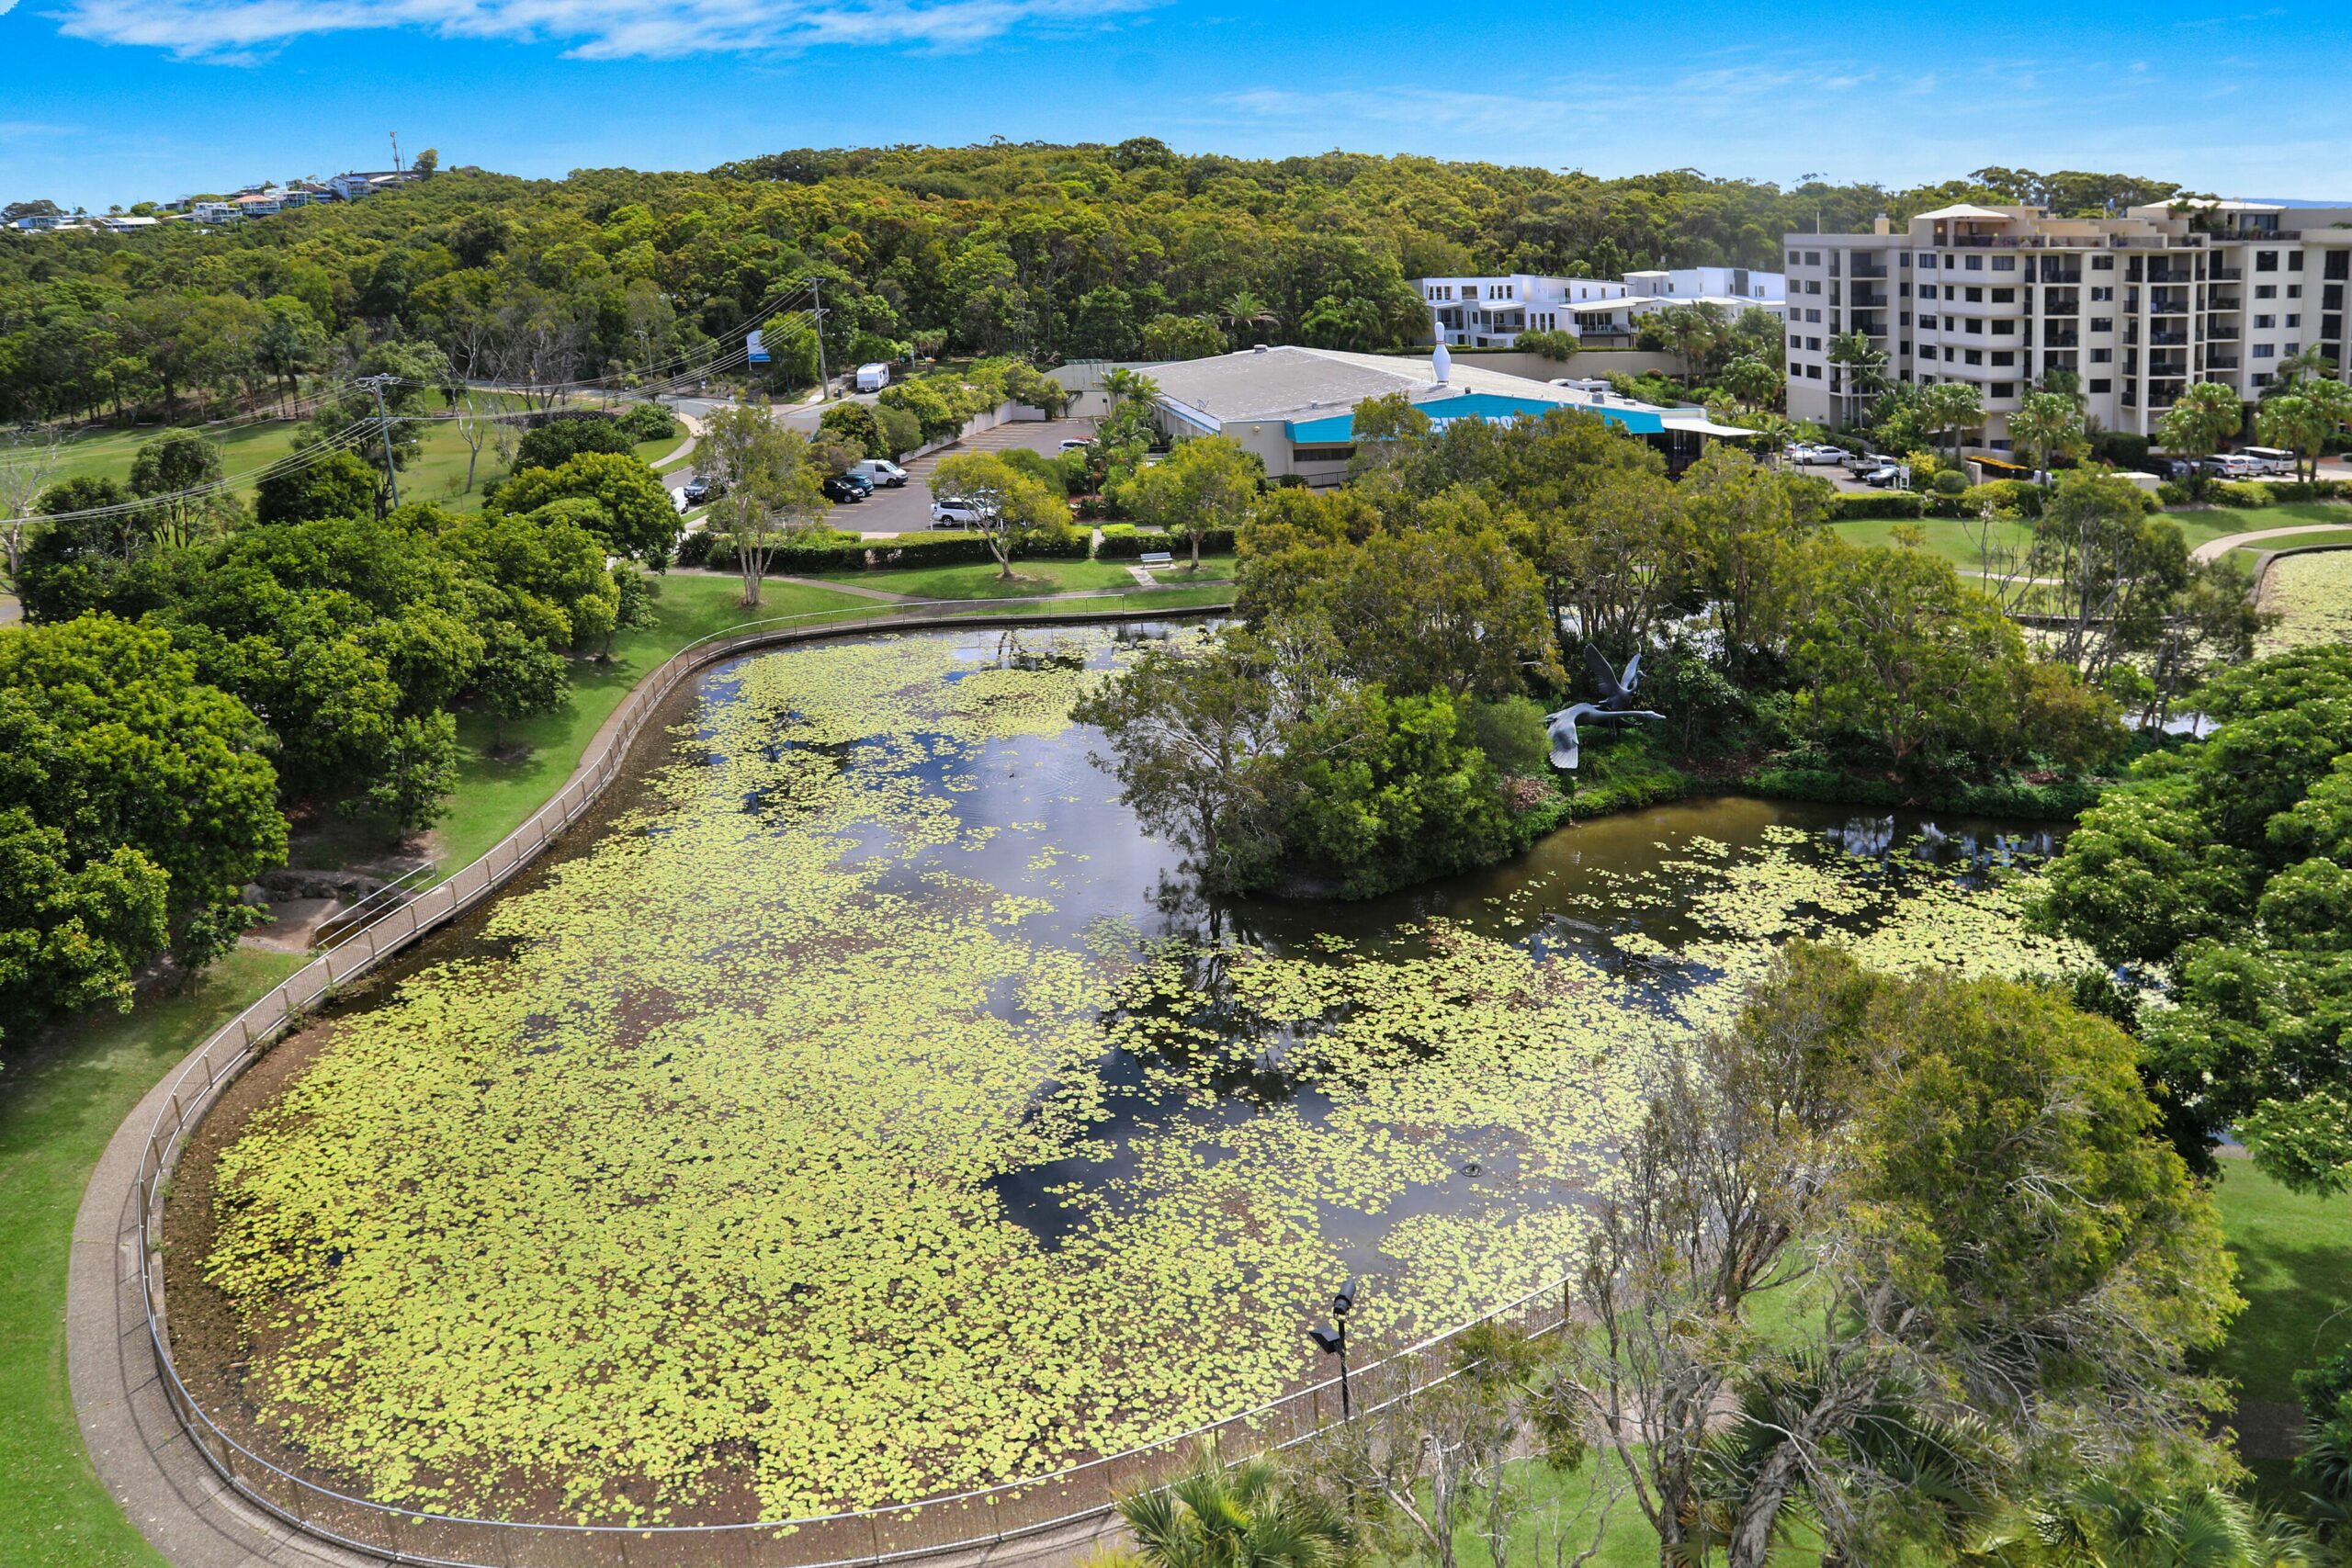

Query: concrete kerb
left=2248, top=538, right=2352, bottom=599
left=67, top=597, right=1230, bottom=1568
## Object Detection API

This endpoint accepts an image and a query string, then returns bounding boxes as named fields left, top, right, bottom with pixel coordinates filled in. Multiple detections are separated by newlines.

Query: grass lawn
left=1830, top=514, right=2035, bottom=569
left=0, top=563, right=1229, bottom=1564
left=1395, top=1451, right=1826, bottom=1568
left=0, top=948, right=307, bottom=1568
left=818, top=553, right=1237, bottom=602
left=2211, top=1160, right=2352, bottom=1406
left=2234, top=528, right=2352, bottom=569
left=439, top=574, right=869, bottom=868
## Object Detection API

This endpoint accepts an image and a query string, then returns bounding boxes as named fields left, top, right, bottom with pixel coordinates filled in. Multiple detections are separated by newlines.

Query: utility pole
left=390, top=130, right=402, bottom=174
left=810, top=278, right=830, bottom=400
left=358, top=374, right=400, bottom=507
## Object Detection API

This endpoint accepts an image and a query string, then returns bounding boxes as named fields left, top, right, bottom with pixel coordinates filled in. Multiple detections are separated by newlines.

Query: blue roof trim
left=1284, top=392, right=1664, bottom=446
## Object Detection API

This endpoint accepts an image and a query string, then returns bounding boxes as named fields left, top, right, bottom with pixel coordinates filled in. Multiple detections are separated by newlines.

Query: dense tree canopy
left=0, top=614, right=287, bottom=1037
left=1, top=148, right=2196, bottom=424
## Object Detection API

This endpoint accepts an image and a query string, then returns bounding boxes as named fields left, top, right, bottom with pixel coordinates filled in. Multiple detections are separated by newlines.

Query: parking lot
left=668, top=412, right=1099, bottom=536
left=836, top=417, right=1097, bottom=536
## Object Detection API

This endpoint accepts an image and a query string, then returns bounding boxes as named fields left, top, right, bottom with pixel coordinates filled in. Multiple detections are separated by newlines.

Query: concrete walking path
left=2190, top=521, right=2352, bottom=563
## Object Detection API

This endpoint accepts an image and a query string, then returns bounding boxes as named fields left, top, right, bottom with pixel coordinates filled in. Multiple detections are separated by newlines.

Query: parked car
left=2202, top=454, right=2262, bottom=479
left=2241, top=446, right=2296, bottom=477
left=1861, top=464, right=1906, bottom=489
left=1844, top=451, right=1894, bottom=476
left=1058, top=437, right=1092, bottom=453
left=820, top=475, right=867, bottom=503
left=1787, top=443, right=1845, bottom=465
left=851, top=458, right=908, bottom=488
left=681, top=479, right=724, bottom=505
left=930, top=497, right=989, bottom=528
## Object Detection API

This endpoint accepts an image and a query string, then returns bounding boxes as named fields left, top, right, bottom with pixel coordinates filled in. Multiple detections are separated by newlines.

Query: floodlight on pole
left=1308, top=1277, right=1359, bottom=1420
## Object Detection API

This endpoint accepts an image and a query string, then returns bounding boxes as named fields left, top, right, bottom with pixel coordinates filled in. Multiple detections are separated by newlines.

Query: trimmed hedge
left=1828, top=492, right=1924, bottom=521
left=1097, top=524, right=1238, bottom=559
left=698, top=527, right=1083, bottom=573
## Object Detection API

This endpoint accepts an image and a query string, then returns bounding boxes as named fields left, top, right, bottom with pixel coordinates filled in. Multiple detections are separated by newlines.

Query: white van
left=854, top=362, right=892, bottom=393
left=2241, top=446, right=2296, bottom=477
left=851, top=458, right=908, bottom=488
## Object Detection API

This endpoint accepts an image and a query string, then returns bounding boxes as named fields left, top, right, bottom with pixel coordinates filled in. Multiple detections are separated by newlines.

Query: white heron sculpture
left=1544, top=648, right=1664, bottom=770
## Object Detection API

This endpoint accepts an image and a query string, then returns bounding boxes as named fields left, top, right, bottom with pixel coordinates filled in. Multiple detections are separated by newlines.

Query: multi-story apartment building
left=1785, top=200, right=2352, bottom=446
left=1418, top=267, right=1785, bottom=348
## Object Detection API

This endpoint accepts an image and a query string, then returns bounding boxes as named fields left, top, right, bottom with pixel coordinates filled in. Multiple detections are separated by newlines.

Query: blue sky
left=5, top=0, right=2348, bottom=211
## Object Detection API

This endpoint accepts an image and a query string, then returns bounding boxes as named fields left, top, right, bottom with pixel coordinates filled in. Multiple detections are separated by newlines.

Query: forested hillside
left=0, top=141, right=2193, bottom=423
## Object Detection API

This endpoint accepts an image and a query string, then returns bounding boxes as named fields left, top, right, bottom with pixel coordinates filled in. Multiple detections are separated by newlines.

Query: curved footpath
left=2189, top=521, right=2352, bottom=563
left=66, top=602, right=1220, bottom=1568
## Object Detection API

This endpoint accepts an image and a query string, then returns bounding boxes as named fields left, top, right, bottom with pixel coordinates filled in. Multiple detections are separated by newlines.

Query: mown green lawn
left=818, top=553, right=1237, bottom=601
left=0, top=949, right=306, bottom=1568
left=2234, top=529, right=2352, bottom=569
left=0, top=558, right=1229, bottom=1566
left=2211, top=1160, right=2352, bottom=1406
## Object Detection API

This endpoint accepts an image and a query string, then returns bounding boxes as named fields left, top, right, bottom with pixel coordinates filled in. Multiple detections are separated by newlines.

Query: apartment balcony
left=2149, top=378, right=2188, bottom=410
left=2147, top=265, right=2197, bottom=285
left=2039, top=264, right=2085, bottom=284
left=1849, top=260, right=1889, bottom=279
left=2209, top=292, right=2243, bottom=311
left=1850, top=312, right=1889, bottom=338
left=2209, top=265, right=2244, bottom=281
left=2041, top=291, right=2081, bottom=316
left=2146, top=329, right=2189, bottom=345
left=2150, top=290, right=2191, bottom=314
left=2206, top=353, right=2242, bottom=370
left=2042, top=329, right=2081, bottom=347
left=2207, top=324, right=2242, bottom=341
left=1849, top=287, right=1890, bottom=310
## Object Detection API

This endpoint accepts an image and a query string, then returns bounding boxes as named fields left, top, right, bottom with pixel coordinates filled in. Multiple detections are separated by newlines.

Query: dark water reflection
left=673, top=626, right=2070, bottom=1261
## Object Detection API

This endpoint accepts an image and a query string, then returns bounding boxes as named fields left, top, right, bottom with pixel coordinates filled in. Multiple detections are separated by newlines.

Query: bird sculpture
left=1544, top=647, right=1664, bottom=771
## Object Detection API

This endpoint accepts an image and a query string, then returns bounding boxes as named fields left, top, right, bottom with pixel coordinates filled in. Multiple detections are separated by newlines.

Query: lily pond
left=175, top=624, right=2092, bottom=1527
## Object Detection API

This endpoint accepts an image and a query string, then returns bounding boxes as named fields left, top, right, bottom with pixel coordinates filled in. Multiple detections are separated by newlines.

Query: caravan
left=854, top=362, right=892, bottom=393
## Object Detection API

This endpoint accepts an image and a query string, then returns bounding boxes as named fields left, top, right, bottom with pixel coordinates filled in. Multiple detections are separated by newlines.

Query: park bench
left=1138, top=550, right=1173, bottom=567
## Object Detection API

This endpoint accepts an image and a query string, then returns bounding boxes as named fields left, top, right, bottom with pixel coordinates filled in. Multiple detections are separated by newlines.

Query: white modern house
left=1417, top=268, right=1787, bottom=347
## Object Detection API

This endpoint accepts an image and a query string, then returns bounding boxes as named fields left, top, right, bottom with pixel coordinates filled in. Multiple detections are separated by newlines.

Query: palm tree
left=2156, top=379, right=2246, bottom=499
left=1217, top=290, right=1281, bottom=347
left=2007, top=389, right=2086, bottom=483
left=1921, top=380, right=1986, bottom=464
left=1653, top=302, right=1727, bottom=384
left=2256, top=393, right=2330, bottom=479
left=1718, top=354, right=1785, bottom=412
left=2271, top=344, right=2338, bottom=391
left=1116, top=1440, right=1351, bottom=1568
left=1826, top=331, right=1891, bottom=398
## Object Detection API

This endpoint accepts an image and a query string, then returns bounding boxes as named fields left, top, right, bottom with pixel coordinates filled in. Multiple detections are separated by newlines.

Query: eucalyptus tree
left=692, top=402, right=831, bottom=607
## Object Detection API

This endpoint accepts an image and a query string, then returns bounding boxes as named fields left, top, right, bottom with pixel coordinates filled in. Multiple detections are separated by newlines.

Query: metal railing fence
left=130, top=590, right=1578, bottom=1568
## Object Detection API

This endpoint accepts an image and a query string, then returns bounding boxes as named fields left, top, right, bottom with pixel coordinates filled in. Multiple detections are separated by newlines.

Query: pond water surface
left=182, top=624, right=2088, bottom=1527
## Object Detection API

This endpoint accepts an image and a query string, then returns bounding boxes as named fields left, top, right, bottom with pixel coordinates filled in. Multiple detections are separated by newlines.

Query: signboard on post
left=746, top=330, right=770, bottom=365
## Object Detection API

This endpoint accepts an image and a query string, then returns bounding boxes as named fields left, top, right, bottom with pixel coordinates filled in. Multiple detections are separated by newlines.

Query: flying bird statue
left=1544, top=647, right=1664, bottom=770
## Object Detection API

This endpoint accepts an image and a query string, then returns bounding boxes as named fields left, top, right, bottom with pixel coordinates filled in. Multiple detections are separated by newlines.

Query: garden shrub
left=1961, top=479, right=2045, bottom=517
left=1828, top=492, right=1925, bottom=521
left=675, top=529, right=715, bottom=568
left=616, top=404, right=681, bottom=443
left=2262, top=480, right=2350, bottom=504
left=2211, top=481, right=2274, bottom=508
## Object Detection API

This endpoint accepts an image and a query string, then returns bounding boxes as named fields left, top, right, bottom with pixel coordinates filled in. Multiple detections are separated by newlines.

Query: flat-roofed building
left=1114, top=344, right=1753, bottom=485
left=1416, top=268, right=1786, bottom=348
left=1785, top=201, right=2352, bottom=446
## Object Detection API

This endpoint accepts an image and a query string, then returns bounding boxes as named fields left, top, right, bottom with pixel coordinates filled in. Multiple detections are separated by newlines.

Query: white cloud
left=43, top=0, right=1159, bottom=60
left=1214, top=85, right=1596, bottom=138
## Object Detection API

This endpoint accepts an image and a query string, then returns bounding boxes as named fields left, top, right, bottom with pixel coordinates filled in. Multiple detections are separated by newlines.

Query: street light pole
left=1308, top=1279, right=1358, bottom=1421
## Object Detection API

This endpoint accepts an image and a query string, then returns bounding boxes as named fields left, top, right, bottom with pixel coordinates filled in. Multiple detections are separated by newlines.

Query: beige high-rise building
left=1783, top=200, right=2352, bottom=448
